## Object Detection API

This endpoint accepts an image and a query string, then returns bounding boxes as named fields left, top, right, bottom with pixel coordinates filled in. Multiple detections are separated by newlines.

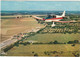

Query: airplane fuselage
left=44, top=17, right=63, bottom=22
left=32, top=11, right=76, bottom=27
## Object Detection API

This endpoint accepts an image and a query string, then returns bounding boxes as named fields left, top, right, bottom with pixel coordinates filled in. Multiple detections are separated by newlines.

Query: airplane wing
left=51, top=20, right=76, bottom=27
left=52, top=20, right=76, bottom=23
left=32, top=16, right=43, bottom=20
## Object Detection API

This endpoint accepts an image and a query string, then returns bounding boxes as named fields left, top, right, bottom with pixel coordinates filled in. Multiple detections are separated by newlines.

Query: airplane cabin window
left=45, top=15, right=52, bottom=19
left=53, top=15, right=56, bottom=18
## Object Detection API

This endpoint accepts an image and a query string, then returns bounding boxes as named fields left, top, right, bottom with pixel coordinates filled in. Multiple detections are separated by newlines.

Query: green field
left=27, top=33, right=80, bottom=43
left=7, top=44, right=80, bottom=56
left=6, top=33, right=80, bottom=56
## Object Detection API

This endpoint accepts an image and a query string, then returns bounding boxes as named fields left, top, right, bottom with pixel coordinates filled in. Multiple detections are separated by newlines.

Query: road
left=0, top=27, right=43, bottom=51
left=0, top=38, right=17, bottom=49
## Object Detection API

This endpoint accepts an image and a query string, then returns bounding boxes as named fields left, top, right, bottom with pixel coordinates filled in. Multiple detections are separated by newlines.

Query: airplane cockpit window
left=53, top=15, right=56, bottom=18
left=45, top=15, right=53, bottom=19
left=45, top=15, right=56, bottom=19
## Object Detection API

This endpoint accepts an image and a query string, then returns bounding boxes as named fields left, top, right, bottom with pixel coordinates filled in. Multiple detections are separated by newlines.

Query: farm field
left=1, top=15, right=44, bottom=42
left=27, top=33, right=80, bottom=43
left=1, top=14, right=80, bottom=56
left=7, top=44, right=80, bottom=56
left=1, top=1, right=80, bottom=56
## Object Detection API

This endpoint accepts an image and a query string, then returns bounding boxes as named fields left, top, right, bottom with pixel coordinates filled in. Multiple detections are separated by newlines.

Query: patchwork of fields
left=1, top=16, right=44, bottom=42
left=5, top=33, right=80, bottom=56
left=1, top=15, right=80, bottom=56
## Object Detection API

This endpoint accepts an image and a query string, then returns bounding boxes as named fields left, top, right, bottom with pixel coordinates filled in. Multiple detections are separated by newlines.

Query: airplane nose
left=43, top=18, right=45, bottom=21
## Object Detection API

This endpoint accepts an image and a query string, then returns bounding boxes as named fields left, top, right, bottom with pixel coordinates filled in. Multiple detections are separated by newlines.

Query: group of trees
left=44, top=50, right=79, bottom=57
left=38, top=24, right=79, bottom=34
left=3, top=41, right=20, bottom=52
left=67, top=40, right=79, bottom=44
left=32, top=51, right=38, bottom=56
left=33, top=40, right=79, bottom=44
left=48, top=40, right=62, bottom=44
left=3, top=44, right=14, bottom=52
left=31, top=50, right=79, bottom=56
left=19, top=42, right=30, bottom=46
left=48, top=40, right=79, bottom=44
left=44, top=51, right=62, bottom=55
left=32, top=41, right=62, bottom=44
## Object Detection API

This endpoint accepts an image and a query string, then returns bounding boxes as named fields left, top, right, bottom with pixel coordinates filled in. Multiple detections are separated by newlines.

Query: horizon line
left=1, top=10, right=80, bottom=11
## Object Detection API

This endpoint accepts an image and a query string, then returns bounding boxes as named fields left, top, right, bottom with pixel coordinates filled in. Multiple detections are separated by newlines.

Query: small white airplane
left=32, top=11, right=76, bottom=27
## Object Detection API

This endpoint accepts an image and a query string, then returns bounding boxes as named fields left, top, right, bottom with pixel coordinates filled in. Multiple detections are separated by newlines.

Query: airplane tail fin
left=62, top=11, right=65, bottom=17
